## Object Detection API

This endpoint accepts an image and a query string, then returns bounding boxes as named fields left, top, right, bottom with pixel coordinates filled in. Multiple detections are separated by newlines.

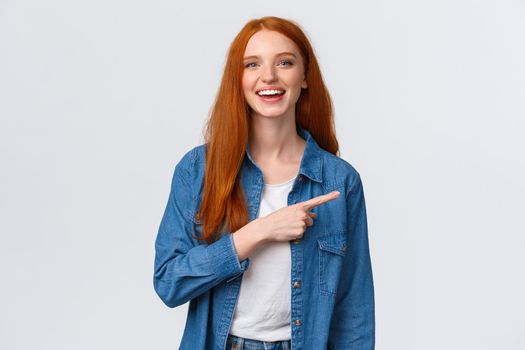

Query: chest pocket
left=317, top=231, right=347, bottom=296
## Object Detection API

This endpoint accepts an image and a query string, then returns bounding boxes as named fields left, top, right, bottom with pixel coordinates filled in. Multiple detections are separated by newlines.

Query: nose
left=260, top=64, right=277, bottom=83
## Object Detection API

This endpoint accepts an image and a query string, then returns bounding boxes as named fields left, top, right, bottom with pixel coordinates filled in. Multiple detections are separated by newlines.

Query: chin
left=255, top=109, right=288, bottom=118
left=254, top=105, right=290, bottom=116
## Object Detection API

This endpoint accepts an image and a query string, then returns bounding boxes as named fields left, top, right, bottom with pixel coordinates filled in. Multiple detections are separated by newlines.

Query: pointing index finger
left=299, top=191, right=341, bottom=211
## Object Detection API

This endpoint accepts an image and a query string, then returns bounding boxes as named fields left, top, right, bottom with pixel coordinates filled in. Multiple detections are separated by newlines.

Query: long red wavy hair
left=196, top=16, right=340, bottom=244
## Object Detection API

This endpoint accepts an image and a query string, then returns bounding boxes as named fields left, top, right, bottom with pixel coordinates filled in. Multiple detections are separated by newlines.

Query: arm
left=328, top=173, right=375, bottom=349
left=232, top=220, right=268, bottom=261
left=153, top=149, right=252, bottom=308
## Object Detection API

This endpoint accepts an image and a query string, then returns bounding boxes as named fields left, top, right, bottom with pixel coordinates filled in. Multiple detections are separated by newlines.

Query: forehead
left=243, top=29, right=300, bottom=56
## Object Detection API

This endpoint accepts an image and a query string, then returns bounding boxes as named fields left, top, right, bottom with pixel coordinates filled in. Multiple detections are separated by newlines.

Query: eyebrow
left=243, top=51, right=297, bottom=61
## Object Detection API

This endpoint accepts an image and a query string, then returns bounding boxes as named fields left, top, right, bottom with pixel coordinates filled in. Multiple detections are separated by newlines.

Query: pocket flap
left=317, top=232, right=347, bottom=256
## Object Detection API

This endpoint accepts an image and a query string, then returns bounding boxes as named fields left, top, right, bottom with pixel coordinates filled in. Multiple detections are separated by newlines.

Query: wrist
left=251, top=218, right=269, bottom=243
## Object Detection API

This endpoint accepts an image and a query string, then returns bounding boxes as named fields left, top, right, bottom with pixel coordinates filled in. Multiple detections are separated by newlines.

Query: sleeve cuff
left=206, top=233, right=250, bottom=282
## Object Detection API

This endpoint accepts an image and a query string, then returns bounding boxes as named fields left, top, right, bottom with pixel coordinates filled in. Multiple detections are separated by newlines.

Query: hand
left=258, top=191, right=341, bottom=242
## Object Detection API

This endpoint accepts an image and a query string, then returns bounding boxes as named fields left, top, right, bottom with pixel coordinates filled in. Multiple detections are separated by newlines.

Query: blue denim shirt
left=153, top=127, right=375, bottom=350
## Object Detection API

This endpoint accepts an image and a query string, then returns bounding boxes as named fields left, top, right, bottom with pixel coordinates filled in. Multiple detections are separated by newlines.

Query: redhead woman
left=153, top=16, right=375, bottom=350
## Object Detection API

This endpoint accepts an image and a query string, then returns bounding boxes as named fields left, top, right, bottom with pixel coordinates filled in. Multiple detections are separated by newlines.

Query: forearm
left=231, top=219, right=268, bottom=261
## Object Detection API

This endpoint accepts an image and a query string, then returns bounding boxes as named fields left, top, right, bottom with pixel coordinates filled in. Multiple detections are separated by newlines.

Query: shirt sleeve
left=328, top=173, right=375, bottom=349
left=153, top=149, right=250, bottom=308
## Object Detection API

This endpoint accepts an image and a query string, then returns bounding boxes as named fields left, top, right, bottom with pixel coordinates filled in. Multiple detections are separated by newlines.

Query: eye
left=244, top=62, right=257, bottom=68
left=278, top=59, right=293, bottom=66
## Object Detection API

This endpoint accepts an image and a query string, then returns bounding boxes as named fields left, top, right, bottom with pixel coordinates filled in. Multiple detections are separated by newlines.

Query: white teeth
left=257, top=89, right=285, bottom=96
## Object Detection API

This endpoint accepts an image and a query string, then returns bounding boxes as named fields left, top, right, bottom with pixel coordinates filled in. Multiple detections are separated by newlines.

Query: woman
left=154, top=16, right=375, bottom=350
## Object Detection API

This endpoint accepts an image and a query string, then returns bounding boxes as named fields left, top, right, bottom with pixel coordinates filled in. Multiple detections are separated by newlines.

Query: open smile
left=255, top=88, right=286, bottom=103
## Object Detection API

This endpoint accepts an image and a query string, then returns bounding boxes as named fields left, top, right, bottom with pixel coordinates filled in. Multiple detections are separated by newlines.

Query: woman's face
left=242, top=29, right=307, bottom=120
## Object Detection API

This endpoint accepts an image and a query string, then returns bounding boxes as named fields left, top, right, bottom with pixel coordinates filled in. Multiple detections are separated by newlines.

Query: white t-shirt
left=229, top=175, right=297, bottom=341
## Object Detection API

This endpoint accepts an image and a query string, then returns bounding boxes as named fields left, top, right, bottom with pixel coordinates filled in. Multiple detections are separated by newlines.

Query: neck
left=248, top=116, right=305, bottom=163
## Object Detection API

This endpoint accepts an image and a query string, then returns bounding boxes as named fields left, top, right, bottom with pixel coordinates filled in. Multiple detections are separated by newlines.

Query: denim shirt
left=153, top=127, right=375, bottom=350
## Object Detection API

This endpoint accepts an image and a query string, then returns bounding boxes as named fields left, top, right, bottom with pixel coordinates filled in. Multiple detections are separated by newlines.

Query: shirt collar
left=245, top=126, right=323, bottom=183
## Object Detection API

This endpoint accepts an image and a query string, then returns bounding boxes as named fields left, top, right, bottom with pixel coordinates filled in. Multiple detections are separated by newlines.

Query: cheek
left=242, top=73, right=254, bottom=92
left=288, top=73, right=305, bottom=91
left=241, top=75, right=255, bottom=106
left=282, top=70, right=304, bottom=88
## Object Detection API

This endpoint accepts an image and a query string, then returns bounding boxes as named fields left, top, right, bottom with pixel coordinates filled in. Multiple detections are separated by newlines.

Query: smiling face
left=242, top=29, right=308, bottom=120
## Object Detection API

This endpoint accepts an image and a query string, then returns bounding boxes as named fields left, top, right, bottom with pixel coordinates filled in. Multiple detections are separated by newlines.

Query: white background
left=1, top=0, right=524, bottom=349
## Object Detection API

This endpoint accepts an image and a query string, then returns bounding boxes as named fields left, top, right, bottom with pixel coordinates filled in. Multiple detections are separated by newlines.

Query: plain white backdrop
left=1, top=0, right=524, bottom=349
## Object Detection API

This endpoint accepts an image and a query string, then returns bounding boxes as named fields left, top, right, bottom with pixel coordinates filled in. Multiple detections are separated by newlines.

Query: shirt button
left=294, top=319, right=302, bottom=326
left=293, top=280, right=301, bottom=288
left=298, top=175, right=303, bottom=182
left=293, top=239, right=301, bottom=244
left=342, top=243, right=347, bottom=251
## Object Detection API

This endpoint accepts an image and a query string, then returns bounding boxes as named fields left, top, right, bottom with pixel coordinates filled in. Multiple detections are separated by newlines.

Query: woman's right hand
left=258, top=190, right=341, bottom=242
